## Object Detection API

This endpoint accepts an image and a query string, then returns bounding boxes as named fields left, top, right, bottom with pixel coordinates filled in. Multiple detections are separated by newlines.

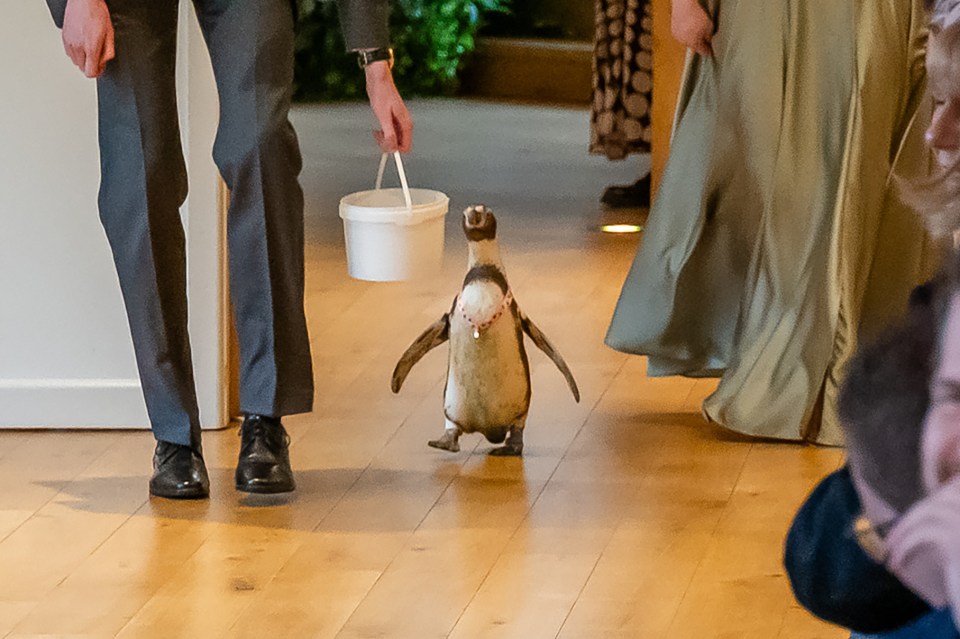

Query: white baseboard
left=0, top=379, right=227, bottom=430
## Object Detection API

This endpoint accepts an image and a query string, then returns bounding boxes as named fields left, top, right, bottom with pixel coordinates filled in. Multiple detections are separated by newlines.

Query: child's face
left=927, top=28, right=960, bottom=166
left=928, top=95, right=960, bottom=167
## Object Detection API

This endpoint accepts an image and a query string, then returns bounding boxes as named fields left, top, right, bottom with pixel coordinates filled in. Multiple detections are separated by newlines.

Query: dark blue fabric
left=852, top=608, right=958, bottom=638
left=785, top=467, right=932, bottom=633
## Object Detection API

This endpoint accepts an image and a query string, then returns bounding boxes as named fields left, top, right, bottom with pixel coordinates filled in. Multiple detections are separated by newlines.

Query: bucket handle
left=375, top=152, right=414, bottom=213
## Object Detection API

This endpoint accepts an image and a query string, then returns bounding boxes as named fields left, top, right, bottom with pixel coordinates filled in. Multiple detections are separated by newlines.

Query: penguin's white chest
left=445, top=283, right=530, bottom=432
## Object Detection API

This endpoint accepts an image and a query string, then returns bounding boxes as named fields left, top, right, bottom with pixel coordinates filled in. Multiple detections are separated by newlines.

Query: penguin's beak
left=464, top=205, right=488, bottom=229
left=462, top=205, right=497, bottom=240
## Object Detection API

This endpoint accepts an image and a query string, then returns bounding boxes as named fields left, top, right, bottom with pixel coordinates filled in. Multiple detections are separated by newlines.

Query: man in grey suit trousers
left=48, top=0, right=413, bottom=499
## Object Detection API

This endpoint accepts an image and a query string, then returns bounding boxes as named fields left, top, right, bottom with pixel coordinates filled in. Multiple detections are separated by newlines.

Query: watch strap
left=358, top=47, right=394, bottom=69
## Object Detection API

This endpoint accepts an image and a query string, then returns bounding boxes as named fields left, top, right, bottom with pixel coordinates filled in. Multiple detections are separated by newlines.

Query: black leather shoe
left=601, top=174, right=651, bottom=209
left=236, top=414, right=295, bottom=494
left=149, top=441, right=210, bottom=500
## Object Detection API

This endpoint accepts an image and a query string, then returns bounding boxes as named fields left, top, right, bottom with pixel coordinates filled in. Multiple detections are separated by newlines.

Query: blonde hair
left=900, top=20, right=960, bottom=239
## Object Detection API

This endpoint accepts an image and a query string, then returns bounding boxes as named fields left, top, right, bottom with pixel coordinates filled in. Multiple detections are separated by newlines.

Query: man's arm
left=60, top=0, right=115, bottom=78
left=363, top=60, right=413, bottom=153
left=336, top=0, right=391, bottom=51
left=46, top=0, right=68, bottom=28
left=336, top=0, right=413, bottom=153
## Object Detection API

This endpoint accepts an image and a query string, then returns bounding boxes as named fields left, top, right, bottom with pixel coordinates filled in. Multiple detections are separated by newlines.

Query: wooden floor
left=0, top=101, right=846, bottom=638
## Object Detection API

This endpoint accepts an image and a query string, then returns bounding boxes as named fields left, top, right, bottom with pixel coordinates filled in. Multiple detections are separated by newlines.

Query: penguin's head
left=462, top=205, right=497, bottom=242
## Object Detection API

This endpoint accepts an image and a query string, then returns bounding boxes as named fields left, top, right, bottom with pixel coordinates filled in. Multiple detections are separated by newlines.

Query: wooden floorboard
left=0, top=101, right=846, bottom=639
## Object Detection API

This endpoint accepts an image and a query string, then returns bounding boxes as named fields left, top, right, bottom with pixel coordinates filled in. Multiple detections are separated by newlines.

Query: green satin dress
left=605, top=0, right=941, bottom=445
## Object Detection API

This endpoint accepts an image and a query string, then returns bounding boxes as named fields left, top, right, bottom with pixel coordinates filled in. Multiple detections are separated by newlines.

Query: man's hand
left=671, top=0, right=714, bottom=57
left=365, top=61, right=413, bottom=153
left=62, top=0, right=115, bottom=78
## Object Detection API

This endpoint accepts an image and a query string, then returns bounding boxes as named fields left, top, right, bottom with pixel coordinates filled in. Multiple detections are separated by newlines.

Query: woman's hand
left=671, top=0, right=714, bottom=57
left=62, top=0, right=115, bottom=78
left=364, top=61, right=414, bottom=153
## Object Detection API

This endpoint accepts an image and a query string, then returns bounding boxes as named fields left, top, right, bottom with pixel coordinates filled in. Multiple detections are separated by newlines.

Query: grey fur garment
left=837, top=277, right=944, bottom=513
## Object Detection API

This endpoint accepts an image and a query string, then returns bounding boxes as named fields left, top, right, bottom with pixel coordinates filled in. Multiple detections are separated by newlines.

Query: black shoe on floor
left=149, top=441, right=210, bottom=500
left=601, top=174, right=651, bottom=209
left=236, top=414, right=295, bottom=494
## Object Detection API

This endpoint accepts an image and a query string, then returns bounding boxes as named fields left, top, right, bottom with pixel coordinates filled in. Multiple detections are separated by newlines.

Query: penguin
left=390, top=205, right=580, bottom=456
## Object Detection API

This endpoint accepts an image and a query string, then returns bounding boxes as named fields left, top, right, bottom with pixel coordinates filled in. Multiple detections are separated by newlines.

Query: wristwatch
left=357, top=47, right=394, bottom=69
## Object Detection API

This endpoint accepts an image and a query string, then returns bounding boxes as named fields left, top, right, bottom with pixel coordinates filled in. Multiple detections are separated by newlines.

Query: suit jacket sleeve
left=46, top=0, right=67, bottom=28
left=336, top=0, right=390, bottom=51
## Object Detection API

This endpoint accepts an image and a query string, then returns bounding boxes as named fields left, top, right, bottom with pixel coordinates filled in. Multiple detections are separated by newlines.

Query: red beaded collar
left=456, top=290, right=514, bottom=339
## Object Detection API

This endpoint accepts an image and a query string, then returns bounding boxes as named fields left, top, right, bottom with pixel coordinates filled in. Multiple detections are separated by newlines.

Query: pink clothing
left=922, top=291, right=960, bottom=492
left=884, top=477, right=960, bottom=620
left=883, top=289, right=960, bottom=628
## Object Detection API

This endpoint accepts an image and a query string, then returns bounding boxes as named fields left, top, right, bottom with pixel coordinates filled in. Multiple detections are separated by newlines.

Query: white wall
left=0, top=3, right=226, bottom=429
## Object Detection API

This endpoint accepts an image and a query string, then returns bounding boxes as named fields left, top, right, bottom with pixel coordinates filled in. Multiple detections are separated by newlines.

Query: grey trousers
left=97, top=0, right=314, bottom=447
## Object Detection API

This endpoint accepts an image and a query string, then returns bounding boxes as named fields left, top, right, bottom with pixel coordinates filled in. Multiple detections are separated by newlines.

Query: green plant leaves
left=294, top=0, right=509, bottom=101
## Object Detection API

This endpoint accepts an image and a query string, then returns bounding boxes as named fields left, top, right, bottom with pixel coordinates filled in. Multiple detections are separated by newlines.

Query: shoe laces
left=239, top=415, right=290, bottom=453
left=155, top=441, right=197, bottom=465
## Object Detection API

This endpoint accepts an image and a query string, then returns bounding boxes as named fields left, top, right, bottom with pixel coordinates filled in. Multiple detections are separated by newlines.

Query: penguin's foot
left=428, top=431, right=460, bottom=453
left=489, top=427, right=524, bottom=457
left=488, top=443, right=523, bottom=457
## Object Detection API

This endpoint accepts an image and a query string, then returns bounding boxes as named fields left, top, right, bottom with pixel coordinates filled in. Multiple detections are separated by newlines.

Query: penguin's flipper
left=520, top=312, right=581, bottom=402
left=391, top=314, right=450, bottom=393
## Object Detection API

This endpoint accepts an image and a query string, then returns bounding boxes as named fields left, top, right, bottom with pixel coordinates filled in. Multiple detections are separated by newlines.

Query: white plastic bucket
left=339, top=152, right=449, bottom=282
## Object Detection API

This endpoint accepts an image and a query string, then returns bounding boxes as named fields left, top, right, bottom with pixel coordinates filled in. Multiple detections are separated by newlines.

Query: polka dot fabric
left=590, top=0, right=653, bottom=160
